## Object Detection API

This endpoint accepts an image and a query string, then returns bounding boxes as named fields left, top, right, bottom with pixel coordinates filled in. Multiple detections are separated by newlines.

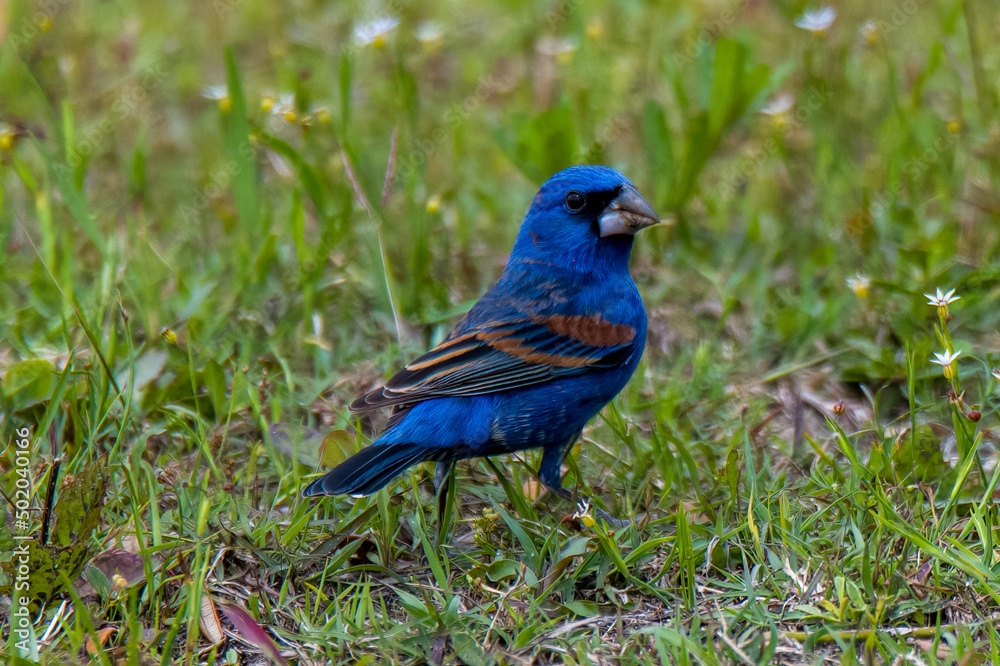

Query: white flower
left=202, top=85, right=231, bottom=112
left=931, top=349, right=961, bottom=367
left=992, top=368, right=1000, bottom=382
left=846, top=273, right=871, bottom=298
left=931, top=349, right=961, bottom=379
left=795, top=7, right=837, bottom=33
left=354, top=17, right=399, bottom=46
left=536, top=36, right=578, bottom=64
left=760, top=93, right=794, bottom=116
left=201, top=85, right=228, bottom=100
left=860, top=20, right=879, bottom=44
left=924, top=288, right=960, bottom=308
left=270, top=93, right=296, bottom=122
left=415, top=21, right=443, bottom=43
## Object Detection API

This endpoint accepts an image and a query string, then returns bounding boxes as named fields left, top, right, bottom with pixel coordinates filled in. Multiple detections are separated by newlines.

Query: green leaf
left=891, top=424, right=948, bottom=482
left=52, top=457, right=110, bottom=547
left=258, top=133, right=328, bottom=219
left=31, top=136, right=103, bottom=251
left=562, top=600, right=599, bottom=617
left=2, top=359, right=55, bottom=411
left=494, top=503, right=540, bottom=564
left=203, top=359, right=227, bottom=419
left=222, top=47, right=260, bottom=240
left=452, top=630, right=490, bottom=665
left=641, top=100, right=675, bottom=209
left=0, top=458, right=109, bottom=608
left=486, top=558, right=518, bottom=582
left=483, top=458, right=536, bottom=521
left=255, top=232, right=278, bottom=282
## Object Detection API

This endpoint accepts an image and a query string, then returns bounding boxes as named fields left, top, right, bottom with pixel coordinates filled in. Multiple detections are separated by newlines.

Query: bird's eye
left=564, top=191, right=587, bottom=212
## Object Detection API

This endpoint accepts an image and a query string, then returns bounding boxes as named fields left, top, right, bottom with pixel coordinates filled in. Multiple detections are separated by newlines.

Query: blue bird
left=303, top=165, right=658, bottom=500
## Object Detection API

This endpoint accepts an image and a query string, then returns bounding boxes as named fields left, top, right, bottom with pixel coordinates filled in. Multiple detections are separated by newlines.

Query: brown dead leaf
left=85, top=626, right=117, bottom=657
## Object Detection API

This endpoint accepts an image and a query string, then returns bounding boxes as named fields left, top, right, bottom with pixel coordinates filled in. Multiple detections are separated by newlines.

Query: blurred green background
left=2, top=0, right=1000, bottom=662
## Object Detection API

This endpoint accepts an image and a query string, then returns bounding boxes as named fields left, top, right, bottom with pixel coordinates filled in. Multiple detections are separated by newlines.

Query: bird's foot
left=541, top=482, right=632, bottom=530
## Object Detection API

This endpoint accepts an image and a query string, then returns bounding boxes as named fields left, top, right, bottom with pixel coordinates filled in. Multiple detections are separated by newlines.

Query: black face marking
left=568, top=184, right=622, bottom=230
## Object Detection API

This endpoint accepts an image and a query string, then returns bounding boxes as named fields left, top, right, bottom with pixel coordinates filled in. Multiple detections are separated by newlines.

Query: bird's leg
left=434, top=460, right=455, bottom=496
left=538, top=439, right=575, bottom=502
left=537, top=437, right=631, bottom=529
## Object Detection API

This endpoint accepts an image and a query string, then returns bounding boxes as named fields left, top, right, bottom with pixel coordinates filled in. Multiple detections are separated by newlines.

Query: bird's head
left=510, top=165, right=659, bottom=274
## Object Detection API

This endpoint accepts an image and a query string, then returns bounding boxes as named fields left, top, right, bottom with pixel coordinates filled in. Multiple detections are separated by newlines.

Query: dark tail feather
left=302, top=443, right=435, bottom=497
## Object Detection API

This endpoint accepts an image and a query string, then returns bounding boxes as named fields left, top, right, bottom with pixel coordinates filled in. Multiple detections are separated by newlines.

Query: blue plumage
left=304, top=165, right=658, bottom=498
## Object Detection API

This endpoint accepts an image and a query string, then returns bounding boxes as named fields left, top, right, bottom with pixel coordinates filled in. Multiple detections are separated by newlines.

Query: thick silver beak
left=598, top=185, right=660, bottom=237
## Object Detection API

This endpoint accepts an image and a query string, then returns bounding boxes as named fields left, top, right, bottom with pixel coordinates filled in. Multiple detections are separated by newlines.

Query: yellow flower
left=586, top=19, right=605, bottom=40
left=425, top=194, right=442, bottom=213
left=947, top=119, right=961, bottom=134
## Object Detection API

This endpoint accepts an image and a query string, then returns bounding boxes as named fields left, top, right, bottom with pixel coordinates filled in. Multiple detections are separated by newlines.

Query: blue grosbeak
left=304, top=165, right=658, bottom=499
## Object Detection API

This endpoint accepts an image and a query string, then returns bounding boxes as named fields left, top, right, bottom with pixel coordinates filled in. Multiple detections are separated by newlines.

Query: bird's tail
left=302, top=443, right=437, bottom=497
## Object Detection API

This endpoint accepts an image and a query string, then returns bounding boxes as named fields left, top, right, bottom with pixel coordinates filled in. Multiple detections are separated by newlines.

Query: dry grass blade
left=341, top=150, right=373, bottom=217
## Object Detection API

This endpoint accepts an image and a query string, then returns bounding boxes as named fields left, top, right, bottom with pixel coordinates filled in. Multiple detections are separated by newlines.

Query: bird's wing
left=351, top=314, right=638, bottom=412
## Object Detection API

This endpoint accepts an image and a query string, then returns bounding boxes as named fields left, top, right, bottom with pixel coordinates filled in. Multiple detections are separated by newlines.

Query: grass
left=1, top=0, right=1000, bottom=662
